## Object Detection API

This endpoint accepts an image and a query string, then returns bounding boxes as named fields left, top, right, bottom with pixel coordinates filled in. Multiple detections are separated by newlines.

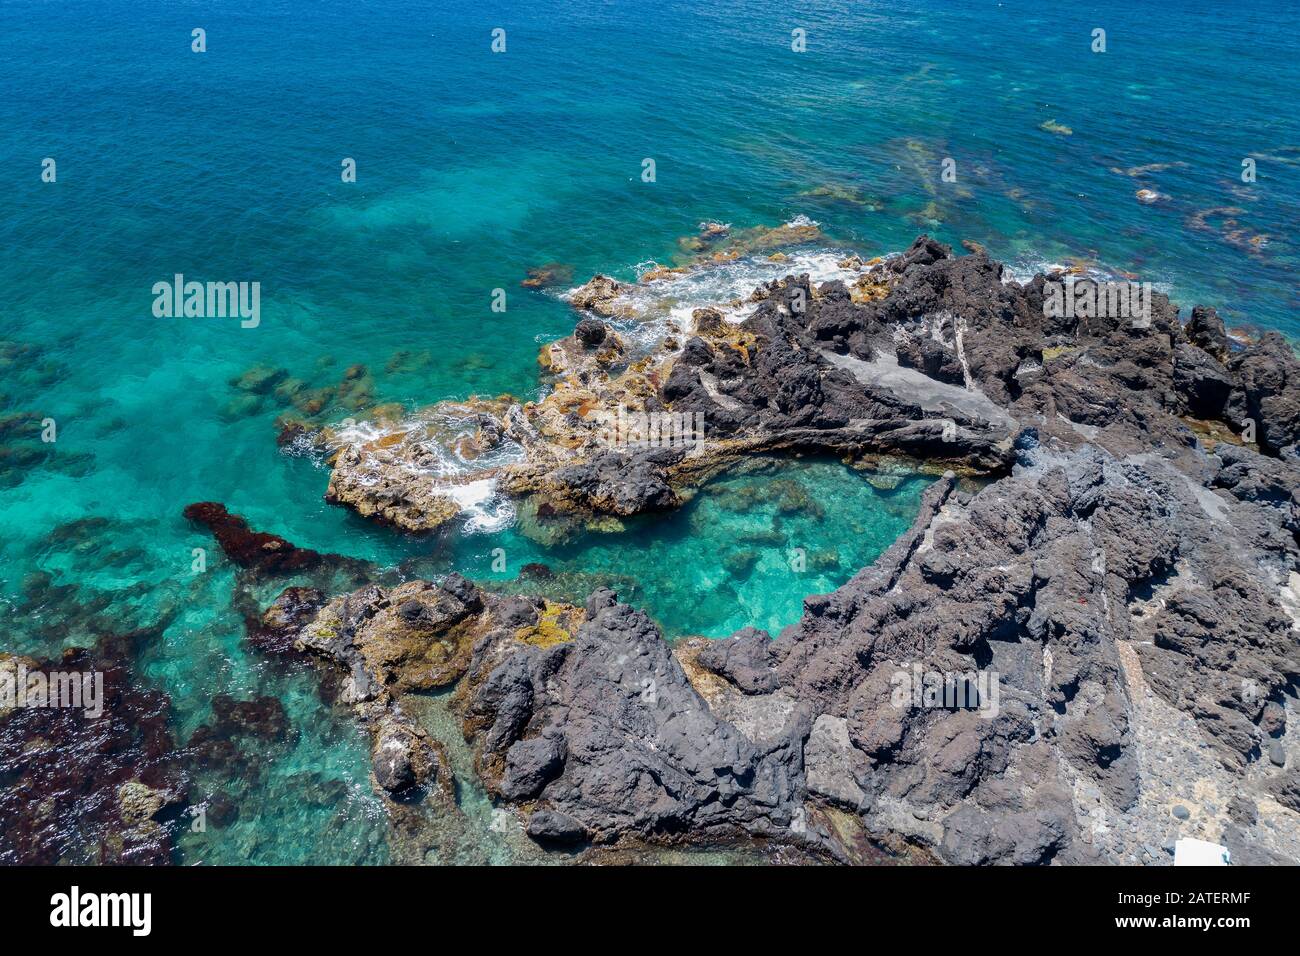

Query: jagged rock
left=695, top=628, right=777, bottom=694
left=570, top=275, right=629, bottom=317
left=459, top=433, right=1300, bottom=861
left=526, top=809, right=589, bottom=845
left=506, top=447, right=684, bottom=518
left=1262, top=701, right=1287, bottom=736
left=1228, top=795, right=1258, bottom=826
left=1188, top=305, right=1231, bottom=363
left=325, top=446, right=463, bottom=533
left=117, top=779, right=176, bottom=827
left=298, top=576, right=484, bottom=694
left=1138, top=566, right=1298, bottom=769
left=321, top=237, right=1032, bottom=533
left=249, top=586, right=327, bottom=653
left=499, top=735, right=567, bottom=801
left=803, top=715, right=867, bottom=808
left=895, top=328, right=967, bottom=385
left=465, top=588, right=801, bottom=844
left=939, top=799, right=1071, bottom=865
left=251, top=574, right=581, bottom=812
left=1268, top=741, right=1287, bottom=767
left=371, top=713, right=440, bottom=796
left=1173, top=343, right=1232, bottom=419
left=1228, top=332, right=1300, bottom=453
left=692, top=307, right=726, bottom=335
left=574, top=317, right=608, bottom=348
left=680, top=336, right=714, bottom=367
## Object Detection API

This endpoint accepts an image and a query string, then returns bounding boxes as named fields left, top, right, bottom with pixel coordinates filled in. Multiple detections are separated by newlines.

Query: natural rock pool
left=456, top=456, right=928, bottom=641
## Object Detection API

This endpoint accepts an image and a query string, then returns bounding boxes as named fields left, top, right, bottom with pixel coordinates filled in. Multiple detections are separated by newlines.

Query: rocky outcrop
left=454, top=439, right=1300, bottom=863
left=569, top=275, right=631, bottom=317
left=465, top=588, right=803, bottom=843
left=257, top=233, right=1300, bottom=865
left=1227, top=332, right=1300, bottom=456
left=247, top=574, right=592, bottom=810
left=315, top=236, right=1023, bottom=535
left=251, top=581, right=467, bottom=800
left=371, top=712, right=441, bottom=797
left=1187, top=305, right=1231, bottom=363
left=324, top=445, right=465, bottom=533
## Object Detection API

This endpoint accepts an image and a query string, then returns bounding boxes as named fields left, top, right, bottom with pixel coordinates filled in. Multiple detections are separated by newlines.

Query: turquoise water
left=464, top=458, right=927, bottom=640
left=2, top=0, right=1297, bottom=863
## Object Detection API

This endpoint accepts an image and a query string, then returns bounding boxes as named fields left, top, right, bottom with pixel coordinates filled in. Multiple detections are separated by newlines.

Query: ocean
left=1, top=0, right=1296, bottom=863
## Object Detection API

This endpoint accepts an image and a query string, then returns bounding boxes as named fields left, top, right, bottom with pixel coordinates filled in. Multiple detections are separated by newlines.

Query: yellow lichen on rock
left=1041, top=344, right=1078, bottom=362
left=514, top=601, right=583, bottom=648
left=850, top=273, right=892, bottom=303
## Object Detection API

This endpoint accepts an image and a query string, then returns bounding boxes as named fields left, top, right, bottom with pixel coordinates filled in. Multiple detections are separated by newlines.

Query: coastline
left=169, top=231, right=1300, bottom=865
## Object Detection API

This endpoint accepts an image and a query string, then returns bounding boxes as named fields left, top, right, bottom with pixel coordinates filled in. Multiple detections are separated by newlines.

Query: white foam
left=328, top=418, right=389, bottom=447
left=329, top=407, right=526, bottom=535
left=568, top=246, right=871, bottom=350
left=440, top=476, right=516, bottom=534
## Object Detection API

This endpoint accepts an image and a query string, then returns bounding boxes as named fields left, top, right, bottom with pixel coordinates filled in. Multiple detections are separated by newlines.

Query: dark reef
left=0, top=631, right=186, bottom=864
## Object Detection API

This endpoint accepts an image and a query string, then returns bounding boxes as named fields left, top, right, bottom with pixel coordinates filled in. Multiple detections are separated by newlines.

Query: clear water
left=2, top=0, right=1296, bottom=863
left=464, top=457, right=927, bottom=640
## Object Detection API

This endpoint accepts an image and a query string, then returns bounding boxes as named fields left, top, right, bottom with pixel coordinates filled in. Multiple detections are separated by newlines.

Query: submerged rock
left=521, top=262, right=574, bottom=289
left=182, top=502, right=330, bottom=573
left=187, top=694, right=296, bottom=774
left=0, top=634, right=187, bottom=864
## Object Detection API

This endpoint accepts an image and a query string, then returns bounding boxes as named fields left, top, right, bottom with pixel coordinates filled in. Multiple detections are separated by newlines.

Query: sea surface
left=1, top=0, right=1297, bottom=864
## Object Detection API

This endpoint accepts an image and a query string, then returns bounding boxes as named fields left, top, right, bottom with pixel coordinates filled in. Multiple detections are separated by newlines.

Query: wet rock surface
left=253, top=235, right=1300, bottom=864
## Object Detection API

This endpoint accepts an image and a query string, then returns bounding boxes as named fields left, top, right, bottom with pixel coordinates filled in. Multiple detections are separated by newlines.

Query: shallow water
left=2, top=0, right=1296, bottom=863
left=462, top=457, right=927, bottom=640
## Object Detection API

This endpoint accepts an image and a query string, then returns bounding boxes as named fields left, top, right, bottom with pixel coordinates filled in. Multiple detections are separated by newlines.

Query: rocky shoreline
left=200, top=232, right=1300, bottom=865
left=315, top=230, right=1018, bottom=541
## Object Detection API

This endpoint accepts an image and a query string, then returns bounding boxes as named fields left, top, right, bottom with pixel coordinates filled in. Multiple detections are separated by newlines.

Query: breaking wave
left=566, top=244, right=875, bottom=353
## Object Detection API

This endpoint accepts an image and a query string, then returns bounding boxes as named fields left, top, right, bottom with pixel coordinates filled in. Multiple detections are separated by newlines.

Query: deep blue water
left=1, top=0, right=1296, bottom=863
